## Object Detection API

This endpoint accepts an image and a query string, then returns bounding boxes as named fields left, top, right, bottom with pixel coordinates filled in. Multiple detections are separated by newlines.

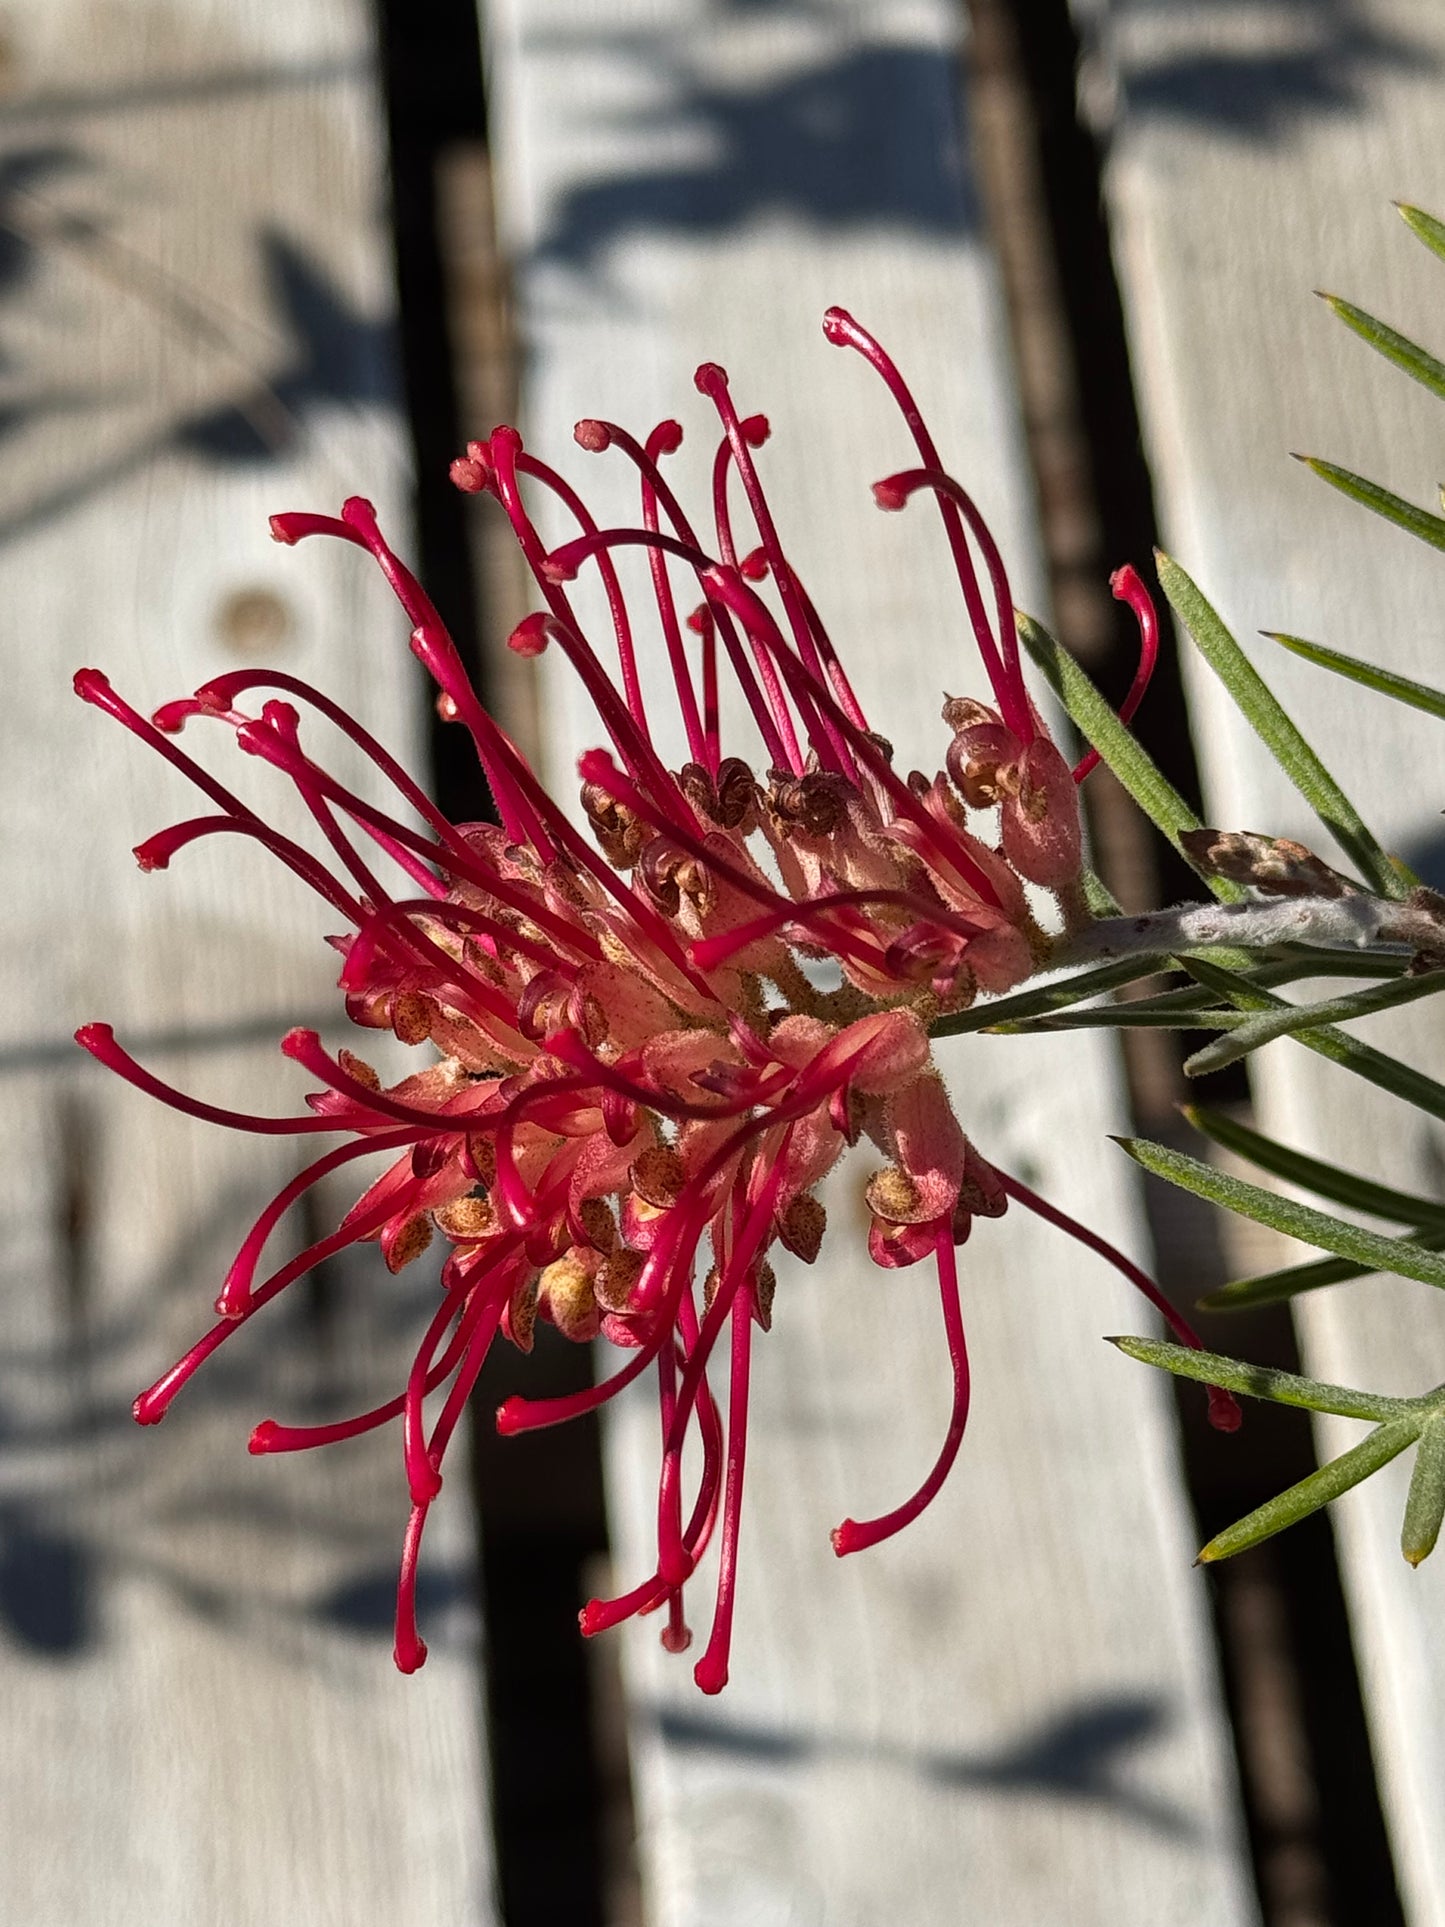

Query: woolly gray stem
left=1060, top=892, right=1409, bottom=966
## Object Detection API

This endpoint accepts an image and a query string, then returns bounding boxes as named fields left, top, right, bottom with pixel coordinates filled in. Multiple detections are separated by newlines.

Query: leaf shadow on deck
left=530, top=38, right=979, bottom=275
left=1109, top=0, right=1437, bottom=139
left=0, top=140, right=393, bottom=545
left=650, top=1690, right=1195, bottom=1838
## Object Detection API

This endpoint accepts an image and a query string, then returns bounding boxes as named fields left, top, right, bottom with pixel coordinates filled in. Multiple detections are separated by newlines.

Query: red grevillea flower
left=75, top=310, right=1235, bottom=1694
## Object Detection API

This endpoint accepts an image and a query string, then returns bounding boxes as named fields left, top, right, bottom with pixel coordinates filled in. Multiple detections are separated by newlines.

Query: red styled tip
left=269, top=510, right=363, bottom=547
left=872, top=478, right=908, bottom=512
left=693, top=361, right=728, bottom=397
left=132, top=1390, right=167, bottom=1427
left=507, top=612, right=554, bottom=658
left=149, top=699, right=197, bottom=734
left=394, top=1630, right=428, bottom=1674
left=574, top=418, right=611, bottom=453
left=279, top=1026, right=319, bottom=1064
left=495, top=1397, right=526, bottom=1437
left=740, top=412, right=769, bottom=446
left=132, top=837, right=170, bottom=873
left=1208, top=1386, right=1244, bottom=1433
left=449, top=455, right=489, bottom=493
left=821, top=305, right=856, bottom=345
left=249, top=1421, right=281, bottom=1455
left=341, top=495, right=378, bottom=529
left=830, top=1520, right=864, bottom=1557
left=660, top=1619, right=693, bottom=1655
left=693, top=1653, right=727, bottom=1694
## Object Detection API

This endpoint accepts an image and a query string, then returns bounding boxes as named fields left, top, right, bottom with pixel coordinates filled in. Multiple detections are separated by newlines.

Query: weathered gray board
left=1084, top=3, right=1445, bottom=1918
left=483, top=0, right=1257, bottom=1919
left=0, top=4, right=492, bottom=1922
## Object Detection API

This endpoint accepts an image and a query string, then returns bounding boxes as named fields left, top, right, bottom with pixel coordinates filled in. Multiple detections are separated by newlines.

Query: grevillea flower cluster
left=76, top=311, right=1235, bottom=1692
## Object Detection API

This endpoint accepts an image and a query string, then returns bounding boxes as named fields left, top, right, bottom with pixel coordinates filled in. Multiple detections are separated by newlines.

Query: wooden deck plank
left=1086, top=5, right=1445, bottom=1918
left=482, top=1, right=1257, bottom=1919
left=0, top=4, right=493, bottom=1921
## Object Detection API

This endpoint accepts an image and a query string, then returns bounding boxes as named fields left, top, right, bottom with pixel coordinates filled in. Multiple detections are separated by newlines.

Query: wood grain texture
left=0, top=4, right=493, bottom=1920
left=1084, top=3, right=1445, bottom=1917
left=483, top=1, right=1256, bottom=1919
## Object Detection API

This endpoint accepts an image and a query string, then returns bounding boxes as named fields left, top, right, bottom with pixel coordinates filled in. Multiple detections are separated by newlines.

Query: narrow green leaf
left=1117, top=1135, right=1445, bottom=1290
left=1000, top=950, right=1416, bottom=1039
left=1082, top=867, right=1122, bottom=918
left=1181, top=955, right=1445, bottom=1122
left=1016, top=610, right=1242, bottom=899
left=1299, top=456, right=1445, bottom=552
left=1107, top=1335, right=1408, bottom=1420
left=1199, top=1230, right=1445, bottom=1313
left=1183, top=969, right=1445, bottom=1076
left=1397, top=202, right=1445, bottom=267
left=1225, top=947, right=1411, bottom=985
left=994, top=1004, right=1243, bottom=1036
left=1199, top=1417, right=1420, bottom=1563
left=1183, top=1104, right=1445, bottom=1228
left=1245, top=947, right=1412, bottom=983
left=928, top=954, right=1173, bottom=1041
left=1319, top=292, right=1445, bottom=401
left=1403, top=1417, right=1445, bottom=1565
left=1155, top=552, right=1402, bottom=897
left=1266, top=629, right=1445, bottom=724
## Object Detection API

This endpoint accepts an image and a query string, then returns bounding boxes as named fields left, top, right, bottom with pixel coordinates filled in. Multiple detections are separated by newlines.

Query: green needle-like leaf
left=1183, top=1104, right=1445, bottom=1228
left=1181, top=956, right=1445, bottom=1122
left=1403, top=1417, right=1445, bottom=1565
left=1117, top=1136, right=1445, bottom=1290
left=928, top=954, right=1173, bottom=1041
left=1016, top=610, right=1241, bottom=899
left=1107, top=1335, right=1408, bottom=1419
left=993, top=1003, right=1243, bottom=1036
left=1183, top=969, right=1445, bottom=1076
left=997, top=950, right=1415, bottom=1039
left=1398, top=202, right=1445, bottom=267
left=1198, top=1417, right=1420, bottom=1563
left=1267, top=629, right=1445, bottom=723
left=1199, top=1232, right=1445, bottom=1313
left=1299, top=456, right=1445, bottom=552
left=1319, top=292, right=1445, bottom=401
left=1155, top=553, right=1401, bottom=897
